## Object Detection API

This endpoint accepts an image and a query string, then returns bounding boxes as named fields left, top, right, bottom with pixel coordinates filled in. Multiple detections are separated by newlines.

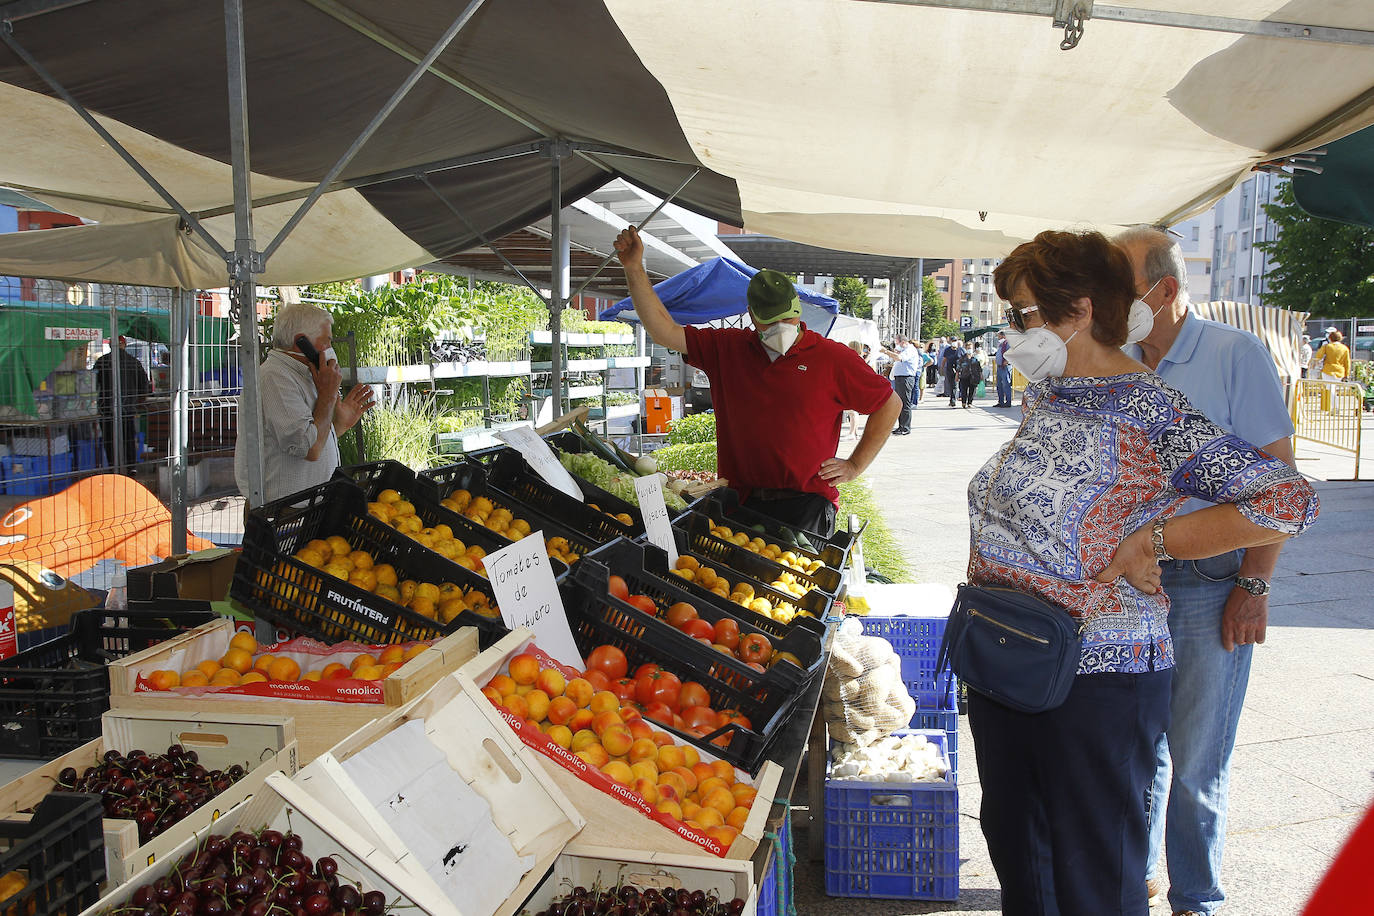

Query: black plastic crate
left=0, top=792, right=104, bottom=916
left=231, top=479, right=507, bottom=649
left=0, top=608, right=218, bottom=759
left=560, top=582, right=798, bottom=775
left=573, top=539, right=825, bottom=696
left=676, top=512, right=843, bottom=598
left=335, top=460, right=569, bottom=580
left=487, top=449, right=641, bottom=541
left=420, top=460, right=606, bottom=561
left=692, top=488, right=852, bottom=571
left=542, top=430, right=647, bottom=522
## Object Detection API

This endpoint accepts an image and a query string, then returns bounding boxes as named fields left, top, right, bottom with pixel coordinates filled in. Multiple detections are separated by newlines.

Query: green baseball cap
left=747, top=269, right=802, bottom=323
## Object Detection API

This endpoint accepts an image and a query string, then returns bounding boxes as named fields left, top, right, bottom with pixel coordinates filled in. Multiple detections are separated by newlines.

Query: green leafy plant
left=650, top=441, right=718, bottom=473
left=837, top=479, right=912, bottom=583
left=339, top=397, right=444, bottom=471
left=1350, top=359, right=1373, bottom=393
left=666, top=411, right=717, bottom=446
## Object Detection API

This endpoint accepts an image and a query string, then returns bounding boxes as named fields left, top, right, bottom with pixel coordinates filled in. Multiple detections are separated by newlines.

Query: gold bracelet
left=1151, top=518, right=1174, bottom=562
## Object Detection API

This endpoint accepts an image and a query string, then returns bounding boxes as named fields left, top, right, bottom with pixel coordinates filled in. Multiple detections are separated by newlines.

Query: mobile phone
left=293, top=334, right=321, bottom=369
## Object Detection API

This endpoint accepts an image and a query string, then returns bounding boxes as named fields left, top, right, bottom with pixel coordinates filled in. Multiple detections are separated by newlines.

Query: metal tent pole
left=549, top=144, right=566, bottom=419
left=915, top=259, right=925, bottom=339
left=225, top=0, right=264, bottom=509
left=170, top=288, right=190, bottom=553
left=108, top=300, right=123, bottom=475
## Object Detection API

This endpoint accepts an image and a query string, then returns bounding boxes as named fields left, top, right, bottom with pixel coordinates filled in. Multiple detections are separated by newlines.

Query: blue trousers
left=997, top=365, right=1013, bottom=405
left=970, top=669, right=1172, bottom=916
left=1145, top=550, right=1250, bottom=915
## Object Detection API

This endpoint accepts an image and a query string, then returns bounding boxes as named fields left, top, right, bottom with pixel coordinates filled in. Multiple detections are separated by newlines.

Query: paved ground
left=791, top=383, right=1374, bottom=915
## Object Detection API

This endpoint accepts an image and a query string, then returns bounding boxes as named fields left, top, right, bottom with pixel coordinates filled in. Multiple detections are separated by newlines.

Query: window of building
left=1223, top=232, right=1236, bottom=270
left=1192, top=225, right=1200, bottom=243
left=1237, top=276, right=1247, bottom=298
left=1241, top=230, right=1250, bottom=251
left=935, top=277, right=948, bottom=291
left=1205, top=263, right=1211, bottom=274
left=1239, top=179, right=1254, bottom=222
left=1221, top=279, right=1234, bottom=299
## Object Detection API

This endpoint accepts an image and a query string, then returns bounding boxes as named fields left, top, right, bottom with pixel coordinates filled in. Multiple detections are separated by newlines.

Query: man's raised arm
left=615, top=227, right=687, bottom=354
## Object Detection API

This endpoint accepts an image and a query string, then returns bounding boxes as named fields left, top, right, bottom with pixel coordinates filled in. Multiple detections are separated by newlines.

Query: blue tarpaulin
left=600, top=257, right=839, bottom=332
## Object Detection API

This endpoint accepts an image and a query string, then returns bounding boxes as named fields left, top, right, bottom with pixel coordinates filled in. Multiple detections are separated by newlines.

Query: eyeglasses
left=1008, top=304, right=1040, bottom=332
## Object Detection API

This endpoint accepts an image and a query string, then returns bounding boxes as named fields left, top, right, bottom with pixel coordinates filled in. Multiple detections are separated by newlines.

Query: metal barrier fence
left=0, top=276, right=250, bottom=594
left=1291, top=378, right=1364, bottom=480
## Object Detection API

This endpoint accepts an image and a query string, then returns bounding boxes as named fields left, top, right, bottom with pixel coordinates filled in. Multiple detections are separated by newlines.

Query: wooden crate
left=523, top=844, right=757, bottom=915
left=455, top=630, right=782, bottom=863
left=0, top=709, right=296, bottom=887
left=106, top=618, right=479, bottom=764
left=291, top=671, right=584, bottom=916
left=77, top=772, right=458, bottom=916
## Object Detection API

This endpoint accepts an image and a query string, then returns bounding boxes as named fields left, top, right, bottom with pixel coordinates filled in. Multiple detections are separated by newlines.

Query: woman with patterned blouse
left=968, top=230, right=1318, bottom=915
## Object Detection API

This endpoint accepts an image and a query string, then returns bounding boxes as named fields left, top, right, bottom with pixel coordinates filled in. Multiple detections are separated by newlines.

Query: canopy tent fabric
left=1191, top=300, right=1310, bottom=384
left=0, top=305, right=232, bottom=414
left=824, top=314, right=881, bottom=356
left=600, top=257, right=837, bottom=329
left=1293, top=123, right=1374, bottom=229
left=0, top=0, right=1369, bottom=286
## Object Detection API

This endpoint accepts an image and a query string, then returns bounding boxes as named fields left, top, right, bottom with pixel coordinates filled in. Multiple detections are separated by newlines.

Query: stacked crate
left=859, top=614, right=959, bottom=779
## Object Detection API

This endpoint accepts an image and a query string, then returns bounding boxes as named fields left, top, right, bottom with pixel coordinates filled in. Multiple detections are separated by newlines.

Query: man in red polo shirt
left=615, top=227, right=900, bottom=536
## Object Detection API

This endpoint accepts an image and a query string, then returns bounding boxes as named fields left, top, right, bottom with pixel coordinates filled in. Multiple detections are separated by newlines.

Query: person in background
left=958, top=342, right=983, bottom=408
left=882, top=334, right=922, bottom=435
left=844, top=340, right=866, bottom=439
left=1310, top=328, right=1351, bottom=382
left=1298, top=334, right=1313, bottom=379
left=235, top=303, right=375, bottom=509
left=614, top=226, right=900, bottom=536
left=1117, top=227, right=1307, bottom=916
left=942, top=337, right=963, bottom=407
left=94, top=335, right=152, bottom=473
left=925, top=340, right=939, bottom=388
left=971, top=228, right=1317, bottom=916
left=994, top=329, right=1013, bottom=407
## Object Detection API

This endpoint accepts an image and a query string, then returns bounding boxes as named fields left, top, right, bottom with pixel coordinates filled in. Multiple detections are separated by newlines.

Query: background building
left=1208, top=172, right=1282, bottom=304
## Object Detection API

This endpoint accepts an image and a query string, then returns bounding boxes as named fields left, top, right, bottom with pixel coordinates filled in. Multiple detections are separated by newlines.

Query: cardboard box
left=293, top=670, right=584, bottom=916
left=107, top=618, right=479, bottom=764
left=127, top=548, right=240, bottom=602
left=456, top=630, right=781, bottom=863
left=0, top=709, right=296, bottom=886
left=78, top=772, right=458, bottom=916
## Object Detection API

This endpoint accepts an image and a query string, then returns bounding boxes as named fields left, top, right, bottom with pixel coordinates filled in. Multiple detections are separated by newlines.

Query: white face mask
left=1002, top=325, right=1080, bottom=382
left=322, top=346, right=338, bottom=366
left=1124, top=278, right=1166, bottom=344
left=759, top=322, right=800, bottom=358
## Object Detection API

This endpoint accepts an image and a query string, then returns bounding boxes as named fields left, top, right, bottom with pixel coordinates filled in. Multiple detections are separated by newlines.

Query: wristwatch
left=1235, top=576, right=1271, bottom=596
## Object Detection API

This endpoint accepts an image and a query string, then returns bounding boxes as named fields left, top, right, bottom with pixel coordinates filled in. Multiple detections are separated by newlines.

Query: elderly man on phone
left=235, top=302, right=374, bottom=508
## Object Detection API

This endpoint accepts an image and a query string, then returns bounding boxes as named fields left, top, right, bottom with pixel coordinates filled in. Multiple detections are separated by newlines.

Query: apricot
left=180, top=671, right=209, bottom=687
left=569, top=709, right=595, bottom=733
left=633, top=778, right=660, bottom=805
left=252, top=654, right=275, bottom=672
left=601, top=760, right=634, bottom=786
left=564, top=677, right=595, bottom=708
left=705, top=824, right=739, bottom=851
left=656, top=745, right=685, bottom=770
left=195, top=659, right=222, bottom=679
left=628, top=738, right=659, bottom=764
left=691, top=762, right=715, bottom=786
left=546, top=695, right=577, bottom=726
left=681, top=799, right=702, bottom=821
left=651, top=731, right=677, bottom=748
left=630, top=759, right=659, bottom=785
left=503, top=694, right=529, bottom=720
left=488, top=674, right=517, bottom=697
left=601, top=725, right=634, bottom=758
left=681, top=746, right=701, bottom=769
left=536, top=668, right=566, bottom=699
left=657, top=771, right=687, bottom=799
left=547, top=725, right=573, bottom=750
left=298, top=670, right=320, bottom=682
left=524, top=689, right=551, bottom=722
left=670, top=765, right=699, bottom=794
left=220, top=648, right=253, bottom=674
left=698, top=776, right=728, bottom=800
left=691, top=806, right=725, bottom=829
left=726, top=805, right=752, bottom=830
left=656, top=799, right=683, bottom=820
left=352, top=664, right=384, bottom=680
left=591, top=710, right=624, bottom=737
left=147, top=669, right=180, bottom=690
left=322, top=662, right=351, bottom=681
left=709, top=760, right=736, bottom=785
left=702, top=786, right=736, bottom=818
left=627, top=719, right=655, bottom=742
left=267, top=657, right=301, bottom=682
left=403, top=643, right=428, bottom=661
left=481, top=685, right=504, bottom=705
left=731, top=783, right=757, bottom=805
left=229, top=631, right=258, bottom=654
left=507, top=653, right=540, bottom=686
left=570, top=729, right=599, bottom=753
left=588, top=691, right=620, bottom=715
left=240, top=671, right=269, bottom=685
left=210, top=668, right=241, bottom=687
left=351, top=653, right=378, bottom=672
left=575, top=745, right=610, bottom=769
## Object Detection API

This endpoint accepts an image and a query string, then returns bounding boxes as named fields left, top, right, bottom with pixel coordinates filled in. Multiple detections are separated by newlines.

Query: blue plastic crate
left=860, top=615, right=956, bottom=709
left=756, top=803, right=793, bottom=916
left=824, top=730, right=959, bottom=901
left=910, top=700, right=959, bottom=780
left=75, top=439, right=104, bottom=471
left=1, top=453, right=73, bottom=496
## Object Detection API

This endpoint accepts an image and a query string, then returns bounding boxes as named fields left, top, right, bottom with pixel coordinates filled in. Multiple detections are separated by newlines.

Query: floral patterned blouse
left=967, top=373, right=1319, bottom=675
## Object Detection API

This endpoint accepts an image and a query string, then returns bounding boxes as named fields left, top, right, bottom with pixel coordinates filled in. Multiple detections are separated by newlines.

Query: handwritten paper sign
left=634, top=474, right=679, bottom=567
left=483, top=530, right=583, bottom=669
left=496, top=425, right=584, bottom=500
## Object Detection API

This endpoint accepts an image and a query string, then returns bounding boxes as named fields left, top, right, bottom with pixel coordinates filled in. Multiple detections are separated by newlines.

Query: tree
left=831, top=276, right=872, bottom=318
left=920, top=276, right=959, bottom=341
left=1258, top=181, right=1374, bottom=317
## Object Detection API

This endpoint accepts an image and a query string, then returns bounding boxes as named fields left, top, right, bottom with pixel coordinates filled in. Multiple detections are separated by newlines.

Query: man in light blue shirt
left=1119, top=228, right=1299, bottom=916
left=883, top=335, right=922, bottom=434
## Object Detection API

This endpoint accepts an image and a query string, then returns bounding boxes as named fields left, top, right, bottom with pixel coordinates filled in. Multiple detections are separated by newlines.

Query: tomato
left=628, top=594, right=658, bottom=615
left=678, top=681, right=711, bottom=710
left=635, top=668, right=682, bottom=712
left=712, top=618, right=740, bottom=650
left=634, top=662, right=661, bottom=680
left=738, top=633, right=772, bottom=664
left=682, top=618, right=715, bottom=641
left=665, top=602, right=699, bottom=628
left=586, top=645, right=628, bottom=680
left=611, top=677, right=638, bottom=703
left=642, top=702, right=674, bottom=724
left=717, top=709, right=752, bottom=731
left=583, top=669, right=612, bottom=691
left=681, top=705, right=719, bottom=730
left=608, top=575, right=630, bottom=602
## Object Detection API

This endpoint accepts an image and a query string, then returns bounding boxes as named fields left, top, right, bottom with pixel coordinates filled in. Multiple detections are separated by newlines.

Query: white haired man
left=234, top=302, right=374, bottom=507
left=1116, top=227, right=1299, bottom=916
